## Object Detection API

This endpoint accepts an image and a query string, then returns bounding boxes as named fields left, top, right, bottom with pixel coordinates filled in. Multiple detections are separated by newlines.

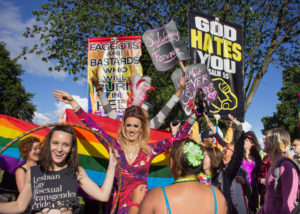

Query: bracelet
left=74, top=105, right=80, bottom=112
left=129, top=201, right=140, bottom=209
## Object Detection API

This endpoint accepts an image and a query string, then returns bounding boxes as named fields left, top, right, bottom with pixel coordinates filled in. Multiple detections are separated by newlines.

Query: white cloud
left=0, top=0, right=66, bottom=80
left=32, top=112, right=52, bottom=125
left=33, top=94, right=88, bottom=125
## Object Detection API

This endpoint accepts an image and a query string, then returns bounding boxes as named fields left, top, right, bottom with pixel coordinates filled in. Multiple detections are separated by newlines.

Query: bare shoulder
left=211, top=185, right=228, bottom=214
left=15, top=167, right=26, bottom=175
left=145, top=187, right=163, bottom=199
left=140, top=187, right=163, bottom=213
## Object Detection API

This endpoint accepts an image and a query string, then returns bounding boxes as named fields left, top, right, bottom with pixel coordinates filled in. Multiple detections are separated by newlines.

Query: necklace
left=124, top=144, right=140, bottom=160
left=198, top=172, right=212, bottom=185
left=172, top=177, right=198, bottom=184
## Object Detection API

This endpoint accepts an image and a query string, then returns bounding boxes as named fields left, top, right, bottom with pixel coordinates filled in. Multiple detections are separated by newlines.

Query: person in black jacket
left=200, top=123, right=245, bottom=214
left=243, top=131, right=261, bottom=213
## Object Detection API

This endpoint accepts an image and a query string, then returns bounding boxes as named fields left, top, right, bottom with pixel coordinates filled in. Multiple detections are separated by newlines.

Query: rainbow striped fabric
left=0, top=110, right=174, bottom=191
left=0, top=114, right=49, bottom=173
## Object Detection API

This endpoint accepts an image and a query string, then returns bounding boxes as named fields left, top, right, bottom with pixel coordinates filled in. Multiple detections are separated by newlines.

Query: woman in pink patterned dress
left=53, top=90, right=195, bottom=214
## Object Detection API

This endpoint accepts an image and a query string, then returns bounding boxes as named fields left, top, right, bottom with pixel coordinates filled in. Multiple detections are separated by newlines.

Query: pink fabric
left=257, top=157, right=299, bottom=214
left=242, top=159, right=255, bottom=184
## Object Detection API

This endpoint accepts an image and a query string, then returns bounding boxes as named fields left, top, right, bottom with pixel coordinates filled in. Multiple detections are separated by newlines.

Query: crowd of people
left=0, top=72, right=299, bottom=214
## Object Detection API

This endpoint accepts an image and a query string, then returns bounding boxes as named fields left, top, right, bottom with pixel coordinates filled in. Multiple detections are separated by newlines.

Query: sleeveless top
left=17, top=165, right=31, bottom=214
left=161, top=185, right=217, bottom=214
left=30, top=166, right=80, bottom=213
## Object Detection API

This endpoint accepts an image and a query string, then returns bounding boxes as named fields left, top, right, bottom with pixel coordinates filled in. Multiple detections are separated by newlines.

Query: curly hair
left=170, top=138, right=204, bottom=179
left=18, top=136, right=41, bottom=160
left=117, top=105, right=150, bottom=154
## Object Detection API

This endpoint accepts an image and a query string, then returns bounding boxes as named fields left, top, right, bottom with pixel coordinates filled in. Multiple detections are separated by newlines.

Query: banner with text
left=188, top=11, right=245, bottom=121
left=171, top=64, right=218, bottom=115
left=88, top=36, right=143, bottom=117
left=142, top=20, right=190, bottom=71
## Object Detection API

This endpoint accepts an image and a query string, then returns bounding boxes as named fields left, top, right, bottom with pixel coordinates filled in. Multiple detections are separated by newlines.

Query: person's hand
left=131, top=184, right=147, bottom=204
left=178, top=76, right=186, bottom=90
left=170, top=120, right=181, bottom=136
left=228, top=114, right=241, bottom=125
left=260, top=178, right=266, bottom=185
left=235, top=176, right=245, bottom=184
left=108, top=146, right=119, bottom=168
left=175, top=76, right=186, bottom=97
left=53, top=90, right=74, bottom=104
left=53, top=90, right=79, bottom=109
left=91, top=69, right=101, bottom=88
left=204, top=114, right=216, bottom=133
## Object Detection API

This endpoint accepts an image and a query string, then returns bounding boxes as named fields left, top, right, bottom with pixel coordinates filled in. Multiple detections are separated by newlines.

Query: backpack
left=273, top=157, right=300, bottom=213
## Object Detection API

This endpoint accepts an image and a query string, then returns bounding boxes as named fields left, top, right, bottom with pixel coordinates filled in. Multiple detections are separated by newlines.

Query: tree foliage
left=20, top=0, right=299, bottom=121
left=0, top=42, right=36, bottom=121
left=261, top=65, right=300, bottom=140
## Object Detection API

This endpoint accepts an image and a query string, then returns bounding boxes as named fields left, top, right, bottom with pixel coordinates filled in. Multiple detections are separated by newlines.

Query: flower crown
left=183, top=141, right=204, bottom=167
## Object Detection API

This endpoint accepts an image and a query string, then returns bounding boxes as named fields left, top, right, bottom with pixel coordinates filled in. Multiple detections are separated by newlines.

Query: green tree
left=0, top=42, right=36, bottom=121
left=261, top=65, right=300, bottom=140
left=20, top=0, right=299, bottom=118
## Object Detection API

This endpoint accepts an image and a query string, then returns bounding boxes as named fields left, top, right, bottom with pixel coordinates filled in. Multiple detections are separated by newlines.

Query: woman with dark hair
left=53, top=90, right=195, bottom=214
left=128, top=138, right=227, bottom=214
left=243, top=131, right=261, bottom=213
left=15, top=137, right=41, bottom=192
left=0, top=125, right=117, bottom=213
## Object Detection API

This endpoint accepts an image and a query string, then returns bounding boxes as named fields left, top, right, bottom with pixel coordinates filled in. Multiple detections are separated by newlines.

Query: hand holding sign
left=142, top=20, right=190, bottom=71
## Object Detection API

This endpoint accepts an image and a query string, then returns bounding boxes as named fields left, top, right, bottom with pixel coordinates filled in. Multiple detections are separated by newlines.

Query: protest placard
left=188, top=11, right=245, bottom=121
left=88, top=36, right=143, bottom=117
left=142, top=20, right=190, bottom=71
left=171, top=64, right=218, bottom=115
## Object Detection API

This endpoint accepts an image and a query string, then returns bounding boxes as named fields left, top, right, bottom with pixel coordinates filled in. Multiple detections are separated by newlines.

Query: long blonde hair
left=265, top=128, right=290, bottom=156
left=117, top=105, right=151, bottom=154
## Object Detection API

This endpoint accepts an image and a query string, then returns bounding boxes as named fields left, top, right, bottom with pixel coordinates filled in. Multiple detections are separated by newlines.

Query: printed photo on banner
left=142, top=20, right=190, bottom=71
left=188, top=11, right=245, bottom=121
left=87, top=36, right=143, bottom=117
left=171, top=64, right=218, bottom=116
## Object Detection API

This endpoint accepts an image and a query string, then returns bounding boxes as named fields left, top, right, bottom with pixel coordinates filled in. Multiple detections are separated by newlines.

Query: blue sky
left=0, top=0, right=283, bottom=146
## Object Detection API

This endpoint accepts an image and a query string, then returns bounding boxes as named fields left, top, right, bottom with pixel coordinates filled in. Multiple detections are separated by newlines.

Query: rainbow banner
left=0, top=114, right=49, bottom=173
left=0, top=111, right=174, bottom=191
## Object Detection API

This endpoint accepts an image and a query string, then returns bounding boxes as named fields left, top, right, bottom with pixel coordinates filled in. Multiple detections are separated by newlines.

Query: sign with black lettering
left=188, top=11, right=245, bottom=121
left=171, top=64, right=218, bottom=115
left=142, top=20, right=190, bottom=71
left=88, top=36, right=143, bottom=117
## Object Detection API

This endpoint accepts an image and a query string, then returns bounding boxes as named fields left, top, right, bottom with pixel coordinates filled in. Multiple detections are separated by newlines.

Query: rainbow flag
left=0, top=114, right=49, bottom=173
left=0, top=111, right=174, bottom=191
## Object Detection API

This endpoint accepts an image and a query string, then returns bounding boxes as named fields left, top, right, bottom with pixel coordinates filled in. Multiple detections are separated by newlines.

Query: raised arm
left=91, top=69, right=121, bottom=120
left=149, top=75, right=186, bottom=129
left=0, top=168, right=32, bottom=213
left=204, top=114, right=227, bottom=148
left=53, top=90, right=114, bottom=150
left=151, top=114, right=196, bottom=155
left=78, top=148, right=117, bottom=202
left=225, top=125, right=245, bottom=183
